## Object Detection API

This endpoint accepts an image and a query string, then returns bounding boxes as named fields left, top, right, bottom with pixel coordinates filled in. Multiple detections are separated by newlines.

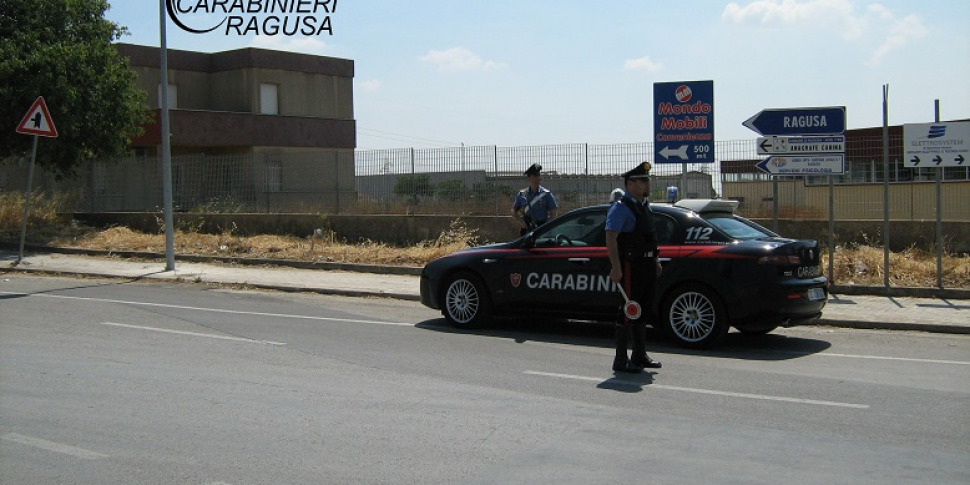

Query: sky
left=105, top=0, right=970, bottom=150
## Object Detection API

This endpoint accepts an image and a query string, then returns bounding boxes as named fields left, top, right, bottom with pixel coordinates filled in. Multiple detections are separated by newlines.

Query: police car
left=419, top=199, right=828, bottom=348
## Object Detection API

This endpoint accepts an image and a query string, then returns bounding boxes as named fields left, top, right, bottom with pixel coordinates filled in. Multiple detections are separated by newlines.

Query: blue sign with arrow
left=743, top=106, right=845, bottom=136
left=653, top=80, right=715, bottom=164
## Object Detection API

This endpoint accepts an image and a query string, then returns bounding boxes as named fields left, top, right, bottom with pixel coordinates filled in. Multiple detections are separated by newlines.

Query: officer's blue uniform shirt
left=513, top=186, right=558, bottom=222
left=606, top=192, right=647, bottom=233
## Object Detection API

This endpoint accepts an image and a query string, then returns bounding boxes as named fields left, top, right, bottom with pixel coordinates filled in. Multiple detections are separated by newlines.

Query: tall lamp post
left=159, top=0, right=175, bottom=270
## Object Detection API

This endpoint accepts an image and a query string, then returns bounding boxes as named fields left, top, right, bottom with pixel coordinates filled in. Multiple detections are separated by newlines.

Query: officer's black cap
left=623, top=162, right=652, bottom=181
left=524, top=163, right=542, bottom=176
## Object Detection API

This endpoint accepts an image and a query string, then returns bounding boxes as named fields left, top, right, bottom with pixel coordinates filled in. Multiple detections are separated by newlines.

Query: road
left=1, top=274, right=968, bottom=484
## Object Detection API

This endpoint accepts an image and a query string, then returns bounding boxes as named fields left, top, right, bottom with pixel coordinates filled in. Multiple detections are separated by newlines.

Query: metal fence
left=1, top=137, right=967, bottom=221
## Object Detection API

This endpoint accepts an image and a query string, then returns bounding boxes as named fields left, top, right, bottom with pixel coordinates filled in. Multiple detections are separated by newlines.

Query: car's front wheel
left=660, top=283, right=728, bottom=348
left=441, top=272, right=492, bottom=329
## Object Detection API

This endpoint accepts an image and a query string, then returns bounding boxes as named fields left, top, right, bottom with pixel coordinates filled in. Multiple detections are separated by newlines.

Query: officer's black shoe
left=633, top=357, right=662, bottom=369
left=612, top=361, right=643, bottom=374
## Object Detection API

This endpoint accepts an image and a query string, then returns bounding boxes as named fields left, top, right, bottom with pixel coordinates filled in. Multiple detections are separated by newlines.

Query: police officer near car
left=512, top=163, right=558, bottom=236
left=605, top=161, right=663, bottom=373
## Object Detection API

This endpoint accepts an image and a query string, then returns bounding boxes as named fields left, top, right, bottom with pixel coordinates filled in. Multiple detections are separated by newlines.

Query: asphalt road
left=2, top=274, right=968, bottom=485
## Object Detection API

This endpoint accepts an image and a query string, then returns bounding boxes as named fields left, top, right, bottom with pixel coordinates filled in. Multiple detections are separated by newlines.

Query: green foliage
left=0, top=0, right=151, bottom=177
left=393, top=174, right=433, bottom=204
left=435, top=179, right=467, bottom=202
left=472, top=180, right=515, bottom=200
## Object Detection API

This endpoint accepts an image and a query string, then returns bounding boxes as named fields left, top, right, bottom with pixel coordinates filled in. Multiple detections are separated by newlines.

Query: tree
left=0, top=0, right=150, bottom=177
left=435, top=179, right=467, bottom=202
left=393, top=174, right=433, bottom=204
left=471, top=180, right=515, bottom=200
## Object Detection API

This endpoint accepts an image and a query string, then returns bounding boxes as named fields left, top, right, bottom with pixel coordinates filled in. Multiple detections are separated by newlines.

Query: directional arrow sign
left=659, top=144, right=689, bottom=161
left=903, top=121, right=970, bottom=168
left=756, top=155, right=845, bottom=175
left=757, top=135, right=845, bottom=155
left=743, top=106, right=845, bottom=136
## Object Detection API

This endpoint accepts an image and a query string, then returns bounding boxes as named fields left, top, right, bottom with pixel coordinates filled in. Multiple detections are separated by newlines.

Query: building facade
left=115, top=43, right=357, bottom=212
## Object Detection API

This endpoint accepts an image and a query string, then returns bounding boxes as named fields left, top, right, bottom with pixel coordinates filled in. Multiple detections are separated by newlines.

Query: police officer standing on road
left=512, top=163, right=558, bottom=236
left=605, top=162, right=663, bottom=373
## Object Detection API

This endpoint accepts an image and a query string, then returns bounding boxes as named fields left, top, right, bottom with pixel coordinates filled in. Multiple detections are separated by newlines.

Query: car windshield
left=532, top=212, right=606, bottom=247
left=702, top=214, right=777, bottom=240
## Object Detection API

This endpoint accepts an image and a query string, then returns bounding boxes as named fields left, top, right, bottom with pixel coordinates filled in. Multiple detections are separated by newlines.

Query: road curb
left=815, top=318, right=970, bottom=335
left=829, top=284, right=970, bottom=300
left=0, top=265, right=423, bottom=302
left=0, top=243, right=424, bottom=276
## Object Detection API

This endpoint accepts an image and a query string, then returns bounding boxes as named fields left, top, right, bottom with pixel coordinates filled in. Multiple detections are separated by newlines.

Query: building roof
left=115, top=43, right=354, bottom=78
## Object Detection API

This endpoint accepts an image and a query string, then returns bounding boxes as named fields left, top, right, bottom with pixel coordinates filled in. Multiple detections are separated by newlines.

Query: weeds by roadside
left=1, top=191, right=967, bottom=287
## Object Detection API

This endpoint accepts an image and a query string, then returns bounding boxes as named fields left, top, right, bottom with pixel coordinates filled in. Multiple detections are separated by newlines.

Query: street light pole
left=160, top=0, right=175, bottom=271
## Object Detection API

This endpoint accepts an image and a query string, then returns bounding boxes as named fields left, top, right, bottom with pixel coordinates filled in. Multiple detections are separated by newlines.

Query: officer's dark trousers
left=614, top=257, right=657, bottom=366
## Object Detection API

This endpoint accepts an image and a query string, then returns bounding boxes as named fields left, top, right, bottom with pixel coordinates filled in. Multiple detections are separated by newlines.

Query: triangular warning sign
left=16, top=96, right=58, bottom=138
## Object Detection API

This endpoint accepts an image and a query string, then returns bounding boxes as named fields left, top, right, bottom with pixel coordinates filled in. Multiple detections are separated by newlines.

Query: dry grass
left=0, top=190, right=86, bottom=241
left=2, top=191, right=967, bottom=287
left=825, top=244, right=970, bottom=288
left=54, top=218, right=481, bottom=267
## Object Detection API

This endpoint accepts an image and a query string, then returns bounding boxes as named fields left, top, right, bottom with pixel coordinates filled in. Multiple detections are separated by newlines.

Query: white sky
left=106, top=0, right=970, bottom=150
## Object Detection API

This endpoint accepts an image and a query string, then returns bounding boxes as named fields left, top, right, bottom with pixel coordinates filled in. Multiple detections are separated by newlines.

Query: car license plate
left=807, top=287, right=826, bottom=301
left=797, top=265, right=822, bottom=278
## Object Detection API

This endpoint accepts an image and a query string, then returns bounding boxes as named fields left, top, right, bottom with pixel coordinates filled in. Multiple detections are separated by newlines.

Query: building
left=113, top=43, right=357, bottom=212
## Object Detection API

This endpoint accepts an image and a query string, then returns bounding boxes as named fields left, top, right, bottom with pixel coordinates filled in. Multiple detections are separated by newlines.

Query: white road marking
left=813, top=352, right=970, bottom=366
left=2, top=433, right=108, bottom=459
left=0, top=291, right=413, bottom=326
left=101, top=322, right=287, bottom=345
left=524, top=371, right=871, bottom=409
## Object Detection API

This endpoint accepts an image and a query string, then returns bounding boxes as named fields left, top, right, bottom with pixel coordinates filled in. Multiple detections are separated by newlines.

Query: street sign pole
left=15, top=136, right=40, bottom=265
left=935, top=100, right=942, bottom=289
left=13, top=96, right=58, bottom=266
left=744, top=105, right=846, bottom=269
left=160, top=0, right=175, bottom=271
left=882, top=85, right=890, bottom=291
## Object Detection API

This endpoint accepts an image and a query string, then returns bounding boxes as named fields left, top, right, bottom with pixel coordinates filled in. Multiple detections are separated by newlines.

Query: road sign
left=757, top=135, right=845, bottom=155
left=16, top=96, right=58, bottom=138
left=743, top=106, right=845, bottom=136
left=755, top=155, right=845, bottom=175
left=653, top=80, right=714, bottom=163
left=903, top=122, right=970, bottom=168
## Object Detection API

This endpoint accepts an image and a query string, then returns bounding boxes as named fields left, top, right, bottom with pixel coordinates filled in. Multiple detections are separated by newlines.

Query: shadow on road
left=415, top=317, right=832, bottom=361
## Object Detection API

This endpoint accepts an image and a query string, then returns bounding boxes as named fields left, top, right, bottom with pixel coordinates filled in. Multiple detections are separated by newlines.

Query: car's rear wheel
left=441, top=271, right=492, bottom=328
left=661, top=283, right=728, bottom=348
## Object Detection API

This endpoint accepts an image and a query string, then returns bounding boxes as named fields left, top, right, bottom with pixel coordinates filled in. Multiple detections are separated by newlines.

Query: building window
left=157, top=83, right=177, bottom=108
left=260, top=83, right=279, bottom=114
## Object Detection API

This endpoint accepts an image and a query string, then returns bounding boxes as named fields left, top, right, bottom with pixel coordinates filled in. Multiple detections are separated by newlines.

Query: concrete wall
left=72, top=212, right=970, bottom=252
left=724, top=180, right=970, bottom=221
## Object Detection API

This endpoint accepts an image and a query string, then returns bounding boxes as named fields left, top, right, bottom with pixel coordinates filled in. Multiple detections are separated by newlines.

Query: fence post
left=882, top=84, right=891, bottom=291
left=584, top=143, right=589, bottom=207
left=828, top=175, right=835, bottom=284
left=772, top=178, right=779, bottom=232
left=493, top=145, right=499, bottom=214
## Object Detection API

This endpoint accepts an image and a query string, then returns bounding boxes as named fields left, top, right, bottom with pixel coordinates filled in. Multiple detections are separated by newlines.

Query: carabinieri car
left=419, top=199, right=828, bottom=348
